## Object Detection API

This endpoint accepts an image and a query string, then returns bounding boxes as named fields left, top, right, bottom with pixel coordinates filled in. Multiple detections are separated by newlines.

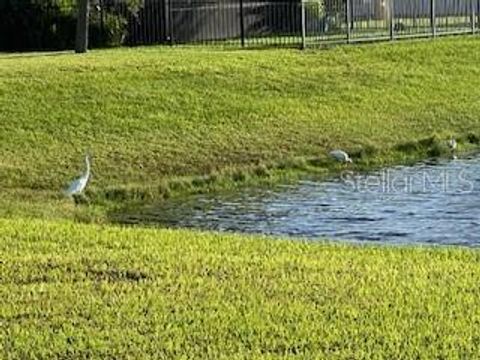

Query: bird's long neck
left=84, top=156, right=91, bottom=179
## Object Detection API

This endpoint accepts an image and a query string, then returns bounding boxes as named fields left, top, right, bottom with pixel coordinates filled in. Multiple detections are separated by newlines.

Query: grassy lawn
left=2, top=36, right=480, bottom=218
left=2, top=218, right=480, bottom=358
left=2, top=37, right=480, bottom=357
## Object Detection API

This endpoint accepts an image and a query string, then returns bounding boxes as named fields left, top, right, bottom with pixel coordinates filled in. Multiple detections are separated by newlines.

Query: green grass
left=2, top=38, right=480, bottom=358
left=2, top=218, right=480, bottom=358
left=2, top=36, right=480, bottom=219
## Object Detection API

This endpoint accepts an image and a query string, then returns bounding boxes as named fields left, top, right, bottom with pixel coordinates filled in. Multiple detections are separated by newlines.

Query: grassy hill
left=1, top=37, right=480, bottom=218
left=2, top=37, right=480, bottom=358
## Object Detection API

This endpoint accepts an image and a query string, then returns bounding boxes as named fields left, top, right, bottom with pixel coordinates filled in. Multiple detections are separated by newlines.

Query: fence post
left=472, top=0, right=477, bottom=33
left=239, top=0, right=245, bottom=47
left=477, top=0, right=480, bottom=33
left=169, top=0, right=174, bottom=45
left=164, top=0, right=170, bottom=44
left=346, top=0, right=351, bottom=43
left=478, top=0, right=480, bottom=34
left=389, top=0, right=395, bottom=40
left=430, top=0, right=436, bottom=37
left=301, top=0, right=306, bottom=49
left=75, top=0, right=89, bottom=53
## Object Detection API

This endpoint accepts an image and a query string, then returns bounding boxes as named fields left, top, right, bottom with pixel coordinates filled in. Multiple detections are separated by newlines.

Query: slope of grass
left=2, top=39, right=480, bottom=358
left=1, top=218, right=480, bottom=358
left=1, top=37, right=480, bottom=218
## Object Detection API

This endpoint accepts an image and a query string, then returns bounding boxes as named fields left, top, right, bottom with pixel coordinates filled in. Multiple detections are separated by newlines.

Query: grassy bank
left=1, top=37, right=480, bottom=219
left=1, top=218, right=480, bottom=358
left=2, top=39, right=480, bottom=358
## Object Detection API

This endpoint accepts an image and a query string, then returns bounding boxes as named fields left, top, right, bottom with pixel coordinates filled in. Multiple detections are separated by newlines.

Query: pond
left=116, top=155, right=480, bottom=246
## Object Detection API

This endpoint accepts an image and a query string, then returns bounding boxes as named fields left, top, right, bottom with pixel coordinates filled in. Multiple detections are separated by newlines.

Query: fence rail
left=1, top=0, right=479, bottom=51
left=96, top=0, right=480, bottom=47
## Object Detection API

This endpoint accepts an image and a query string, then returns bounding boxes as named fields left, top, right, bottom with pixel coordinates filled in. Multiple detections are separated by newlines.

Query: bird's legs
left=72, top=193, right=89, bottom=205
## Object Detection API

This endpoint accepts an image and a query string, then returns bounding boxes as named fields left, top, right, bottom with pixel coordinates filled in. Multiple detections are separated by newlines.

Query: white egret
left=66, top=154, right=91, bottom=197
left=329, top=150, right=353, bottom=163
left=447, top=138, right=458, bottom=160
left=447, top=138, right=457, bottom=151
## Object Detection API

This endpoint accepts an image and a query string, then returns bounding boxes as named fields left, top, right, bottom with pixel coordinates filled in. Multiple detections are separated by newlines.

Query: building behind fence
left=0, top=0, right=479, bottom=51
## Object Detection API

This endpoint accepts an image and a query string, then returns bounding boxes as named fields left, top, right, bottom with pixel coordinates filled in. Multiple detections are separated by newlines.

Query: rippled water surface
left=118, top=156, right=480, bottom=246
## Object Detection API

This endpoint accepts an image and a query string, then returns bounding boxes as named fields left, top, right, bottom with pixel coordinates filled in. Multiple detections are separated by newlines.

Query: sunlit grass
left=1, top=218, right=480, bottom=358
left=2, top=38, right=480, bottom=357
left=1, top=36, right=480, bottom=218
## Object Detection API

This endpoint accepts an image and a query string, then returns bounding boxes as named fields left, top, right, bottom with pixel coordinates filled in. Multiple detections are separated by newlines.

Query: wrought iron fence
left=1, top=0, right=479, bottom=51
left=99, top=0, right=480, bottom=47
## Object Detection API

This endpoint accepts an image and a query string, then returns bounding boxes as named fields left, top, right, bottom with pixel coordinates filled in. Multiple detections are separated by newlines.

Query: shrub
left=90, top=0, right=144, bottom=47
left=90, top=9, right=129, bottom=48
left=0, top=0, right=76, bottom=51
left=0, top=0, right=142, bottom=51
left=306, top=0, right=345, bottom=34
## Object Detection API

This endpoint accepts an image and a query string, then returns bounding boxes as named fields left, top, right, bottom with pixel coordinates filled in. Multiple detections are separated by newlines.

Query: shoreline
left=2, top=131, right=479, bottom=224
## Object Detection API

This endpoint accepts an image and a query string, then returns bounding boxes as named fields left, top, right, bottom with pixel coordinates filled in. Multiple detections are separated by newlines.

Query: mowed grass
left=2, top=38, right=480, bottom=358
left=1, top=218, right=480, bottom=358
left=1, top=37, right=480, bottom=217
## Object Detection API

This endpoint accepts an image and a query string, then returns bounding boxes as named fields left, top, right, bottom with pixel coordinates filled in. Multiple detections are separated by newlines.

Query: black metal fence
left=1, top=0, right=479, bottom=51
left=116, top=0, right=480, bottom=47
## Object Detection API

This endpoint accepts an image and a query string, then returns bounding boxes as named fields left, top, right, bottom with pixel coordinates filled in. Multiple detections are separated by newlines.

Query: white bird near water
left=66, top=154, right=91, bottom=197
left=329, top=150, right=353, bottom=163
left=447, top=138, right=457, bottom=151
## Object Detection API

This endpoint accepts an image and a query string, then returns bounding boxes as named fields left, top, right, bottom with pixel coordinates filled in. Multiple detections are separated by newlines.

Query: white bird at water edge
left=66, top=154, right=91, bottom=197
left=447, top=138, right=458, bottom=160
left=329, top=150, right=353, bottom=163
left=448, top=138, right=457, bottom=151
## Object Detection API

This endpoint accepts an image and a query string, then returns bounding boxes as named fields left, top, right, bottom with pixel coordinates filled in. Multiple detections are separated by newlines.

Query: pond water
left=117, top=155, right=480, bottom=246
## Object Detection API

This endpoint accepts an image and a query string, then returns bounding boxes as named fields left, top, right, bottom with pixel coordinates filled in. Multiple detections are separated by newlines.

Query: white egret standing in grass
left=66, top=154, right=91, bottom=198
left=329, top=150, right=353, bottom=163
left=447, top=138, right=457, bottom=159
left=448, top=138, right=457, bottom=151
